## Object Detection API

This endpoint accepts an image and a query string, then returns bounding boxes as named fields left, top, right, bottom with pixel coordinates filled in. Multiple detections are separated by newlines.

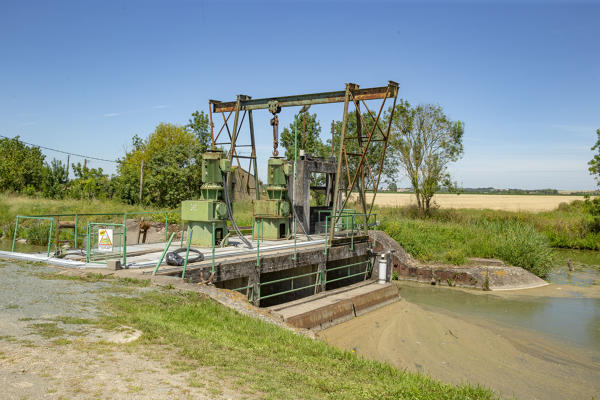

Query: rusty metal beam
left=212, top=82, right=398, bottom=113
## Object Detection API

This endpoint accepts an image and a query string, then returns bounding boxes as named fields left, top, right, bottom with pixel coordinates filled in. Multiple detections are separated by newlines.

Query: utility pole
left=66, top=155, right=70, bottom=180
left=139, top=159, right=144, bottom=203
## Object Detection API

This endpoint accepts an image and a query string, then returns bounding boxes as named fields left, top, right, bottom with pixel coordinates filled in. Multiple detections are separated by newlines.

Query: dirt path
left=319, top=295, right=600, bottom=400
left=0, top=261, right=239, bottom=400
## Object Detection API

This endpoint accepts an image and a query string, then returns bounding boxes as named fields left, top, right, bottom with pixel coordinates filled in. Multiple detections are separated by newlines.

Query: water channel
left=321, top=249, right=600, bottom=400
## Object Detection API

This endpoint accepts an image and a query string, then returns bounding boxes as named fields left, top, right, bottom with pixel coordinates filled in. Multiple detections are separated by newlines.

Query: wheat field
left=356, top=193, right=586, bottom=212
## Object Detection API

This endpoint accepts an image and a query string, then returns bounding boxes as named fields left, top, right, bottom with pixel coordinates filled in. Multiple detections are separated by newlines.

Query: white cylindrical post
left=378, top=253, right=387, bottom=284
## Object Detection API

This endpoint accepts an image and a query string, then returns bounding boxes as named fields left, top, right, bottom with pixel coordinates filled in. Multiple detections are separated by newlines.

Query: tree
left=0, top=136, right=46, bottom=193
left=588, top=129, right=600, bottom=186
left=388, top=182, right=398, bottom=192
left=114, top=123, right=204, bottom=208
left=42, top=159, right=69, bottom=199
left=280, top=112, right=329, bottom=160
left=69, top=162, right=112, bottom=200
left=187, top=110, right=212, bottom=153
left=388, top=100, right=464, bottom=215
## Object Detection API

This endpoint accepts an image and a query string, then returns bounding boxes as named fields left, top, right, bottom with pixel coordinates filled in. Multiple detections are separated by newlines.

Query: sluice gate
left=3, top=81, right=402, bottom=328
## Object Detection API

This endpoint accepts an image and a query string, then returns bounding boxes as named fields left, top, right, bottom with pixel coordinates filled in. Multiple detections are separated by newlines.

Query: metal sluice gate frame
left=208, top=81, right=399, bottom=246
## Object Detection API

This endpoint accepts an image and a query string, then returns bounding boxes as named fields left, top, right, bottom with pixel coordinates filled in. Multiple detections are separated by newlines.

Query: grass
left=376, top=201, right=600, bottom=250
left=373, top=201, right=600, bottom=277
left=99, top=289, right=497, bottom=400
left=31, top=322, right=68, bottom=339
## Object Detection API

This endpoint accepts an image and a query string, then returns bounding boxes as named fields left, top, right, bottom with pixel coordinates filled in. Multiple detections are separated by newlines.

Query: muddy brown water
left=320, top=256, right=600, bottom=400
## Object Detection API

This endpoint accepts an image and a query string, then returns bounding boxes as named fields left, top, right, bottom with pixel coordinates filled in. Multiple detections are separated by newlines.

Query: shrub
left=491, top=221, right=554, bottom=277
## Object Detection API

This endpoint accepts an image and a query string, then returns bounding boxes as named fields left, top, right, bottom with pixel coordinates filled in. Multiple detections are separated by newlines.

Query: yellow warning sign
left=98, top=228, right=113, bottom=252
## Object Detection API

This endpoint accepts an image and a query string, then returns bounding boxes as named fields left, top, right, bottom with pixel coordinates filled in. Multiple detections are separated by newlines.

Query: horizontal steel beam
left=211, top=81, right=398, bottom=113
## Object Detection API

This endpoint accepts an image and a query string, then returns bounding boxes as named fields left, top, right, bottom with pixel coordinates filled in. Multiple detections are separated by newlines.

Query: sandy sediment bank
left=319, top=294, right=600, bottom=400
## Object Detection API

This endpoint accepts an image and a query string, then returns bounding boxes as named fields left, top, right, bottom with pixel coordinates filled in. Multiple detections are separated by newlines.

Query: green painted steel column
left=292, top=118, right=298, bottom=260
left=86, top=223, right=90, bottom=263
left=350, top=215, right=354, bottom=251
left=47, top=219, right=54, bottom=257
left=182, top=230, right=193, bottom=280
left=323, top=217, right=328, bottom=256
left=153, top=232, right=175, bottom=275
left=373, top=214, right=377, bottom=248
left=122, top=214, right=127, bottom=266
left=256, top=219, right=262, bottom=267
left=11, top=217, right=19, bottom=252
left=74, top=215, right=78, bottom=249
left=211, top=222, right=216, bottom=274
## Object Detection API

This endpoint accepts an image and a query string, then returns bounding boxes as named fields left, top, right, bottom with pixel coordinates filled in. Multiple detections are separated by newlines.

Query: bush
left=486, top=220, right=554, bottom=277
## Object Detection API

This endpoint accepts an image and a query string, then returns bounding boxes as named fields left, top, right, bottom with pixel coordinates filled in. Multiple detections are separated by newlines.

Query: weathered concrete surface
left=352, top=284, right=399, bottom=316
left=160, top=240, right=371, bottom=288
left=270, top=282, right=399, bottom=330
left=370, top=230, right=548, bottom=290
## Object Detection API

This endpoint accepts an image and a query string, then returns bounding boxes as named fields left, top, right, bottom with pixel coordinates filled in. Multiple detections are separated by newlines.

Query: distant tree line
left=1, top=101, right=466, bottom=214
left=0, top=111, right=212, bottom=208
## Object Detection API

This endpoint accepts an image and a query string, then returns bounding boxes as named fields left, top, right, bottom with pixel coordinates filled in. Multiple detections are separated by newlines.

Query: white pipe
left=378, top=253, right=387, bottom=284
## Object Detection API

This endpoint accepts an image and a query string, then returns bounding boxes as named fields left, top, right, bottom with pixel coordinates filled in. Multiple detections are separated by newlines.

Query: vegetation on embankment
left=100, top=289, right=497, bottom=400
left=377, top=200, right=600, bottom=277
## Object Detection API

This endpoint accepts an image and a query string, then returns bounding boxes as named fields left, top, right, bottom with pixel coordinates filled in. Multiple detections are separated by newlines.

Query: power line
left=0, top=134, right=118, bottom=163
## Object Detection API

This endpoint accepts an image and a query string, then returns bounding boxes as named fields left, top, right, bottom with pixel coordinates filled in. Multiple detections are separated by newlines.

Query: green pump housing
left=253, top=158, right=292, bottom=240
left=181, top=149, right=231, bottom=247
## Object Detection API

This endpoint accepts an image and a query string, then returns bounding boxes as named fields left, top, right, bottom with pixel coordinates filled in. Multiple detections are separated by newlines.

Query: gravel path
left=0, top=261, right=238, bottom=400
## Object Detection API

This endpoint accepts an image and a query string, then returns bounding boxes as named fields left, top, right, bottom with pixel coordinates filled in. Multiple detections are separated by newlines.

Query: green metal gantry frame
left=208, top=81, right=399, bottom=245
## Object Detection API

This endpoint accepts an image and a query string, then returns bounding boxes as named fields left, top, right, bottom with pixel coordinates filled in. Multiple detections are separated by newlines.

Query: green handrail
left=11, top=216, right=54, bottom=256
left=256, top=218, right=263, bottom=268
left=181, top=230, right=194, bottom=280
left=153, top=232, right=176, bottom=275
left=211, top=222, right=216, bottom=274
left=74, top=215, right=78, bottom=249
left=122, top=214, right=127, bottom=266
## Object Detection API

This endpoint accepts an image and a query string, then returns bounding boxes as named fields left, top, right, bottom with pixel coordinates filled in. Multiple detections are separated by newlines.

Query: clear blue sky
left=1, top=0, right=599, bottom=190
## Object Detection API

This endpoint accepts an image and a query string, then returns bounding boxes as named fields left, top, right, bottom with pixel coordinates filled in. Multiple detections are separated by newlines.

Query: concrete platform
left=270, top=281, right=399, bottom=330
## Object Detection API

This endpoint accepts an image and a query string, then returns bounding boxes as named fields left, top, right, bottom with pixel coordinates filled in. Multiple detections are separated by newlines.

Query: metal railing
left=323, top=212, right=377, bottom=256
left=154, top=221, right=222, bottom=279
left=11, top=216, right=54, bottom=256
left=86, top=222, right=125, bottom=264
left=232, top=259, right=371, bottom=303
left=325, top=259, right=371, bottom=284
left=10, top=210, right=172, bottom=265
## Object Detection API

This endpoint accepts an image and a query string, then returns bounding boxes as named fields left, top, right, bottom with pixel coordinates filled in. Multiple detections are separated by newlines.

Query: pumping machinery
left=179, top=81, right=399, bottom=250
left=181, top=148, right=231, bottom=247
left=252, top=157, right=292, bottom=240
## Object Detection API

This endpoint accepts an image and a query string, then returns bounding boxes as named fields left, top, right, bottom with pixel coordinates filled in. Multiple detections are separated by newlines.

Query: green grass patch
left=54, top=316, right=95, bottom=325
left=31, top=322, right=67, bottom=339
left=115, top=277, right=151, bottom=287
left=33, top=270, right=107, bottom=282
left=52, top=338, right=72, bottom=345
left=100, top=290, right=497, bottom=400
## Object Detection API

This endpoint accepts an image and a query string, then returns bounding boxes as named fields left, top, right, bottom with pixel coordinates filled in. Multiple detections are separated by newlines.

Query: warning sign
left=98, top=228, right=113, bottom=252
